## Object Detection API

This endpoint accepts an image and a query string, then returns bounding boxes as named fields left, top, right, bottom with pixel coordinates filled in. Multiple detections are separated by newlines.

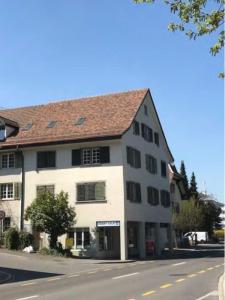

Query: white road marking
left=172, top=262, right=187, bottom=267
left=195, top=290, right=218, bottom=300
left=68, top=274, right=80, bottom=278
left=47, top=277, right=61, bottom=282
left=112, top=272, right=139, bottom=280
left=103, top=268, right=112, bottom=271
left=20, top=282, right=36, bottom=286
left=88, top=271, right=97, bottom=274
left=15, top=296, right=39, bottom=300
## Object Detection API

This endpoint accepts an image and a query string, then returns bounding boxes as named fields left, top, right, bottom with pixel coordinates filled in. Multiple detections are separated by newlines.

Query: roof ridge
left=0, top=88, right=149, bottom=112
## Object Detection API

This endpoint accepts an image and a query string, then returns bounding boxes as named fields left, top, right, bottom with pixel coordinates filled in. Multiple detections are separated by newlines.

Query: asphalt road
left=0, top=244, right=224, bottom=300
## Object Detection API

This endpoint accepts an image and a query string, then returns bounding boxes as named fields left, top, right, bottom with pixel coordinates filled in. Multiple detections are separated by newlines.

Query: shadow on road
left=0, top=267, right=63, bottom=285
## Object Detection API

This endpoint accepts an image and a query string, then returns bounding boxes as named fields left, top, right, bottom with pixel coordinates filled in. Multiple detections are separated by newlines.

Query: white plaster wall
left=0, top=166, right=22, bottom=228
left=23, top=140, right=125, bottom=235
left=122, top=92, right=173, bottom=224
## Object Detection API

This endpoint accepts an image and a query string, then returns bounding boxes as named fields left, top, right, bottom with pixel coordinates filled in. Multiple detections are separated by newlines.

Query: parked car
left=183, top=232, right=209, bottom=244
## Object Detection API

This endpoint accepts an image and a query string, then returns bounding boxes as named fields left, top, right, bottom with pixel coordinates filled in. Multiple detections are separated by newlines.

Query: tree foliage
left=180, top=160, right=190, bottom=199
left=189, top=172, right=198, bottom=199
left=134, top=0, right=224, bottom=77
left=173, top=198, right=204, bottom=232
left=25, top=191, right=76, bottom=249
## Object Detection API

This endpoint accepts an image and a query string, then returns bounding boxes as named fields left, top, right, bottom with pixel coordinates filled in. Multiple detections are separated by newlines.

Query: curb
left=218, top=273, right=224, bottom=300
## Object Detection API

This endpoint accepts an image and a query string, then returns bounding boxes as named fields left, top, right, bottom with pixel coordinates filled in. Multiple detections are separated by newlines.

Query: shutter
left=72, top=149, right=82, bottom=166
left=0, top=184, right=2, bottom=200
left=136, top=183, right=141, bottom=203
left=100, top=147, right=110, bottom=164
left=0, top=154, right=2, bottom=169
left=154, top=158, right=157, bottom=174
left=87, top=183, right=95, bottom=200
left=135, top=150, right=141, bottom=168
left=15, top=152, right=22, bottom=168
left=126, top=182, right=131, bottom=201
left=14, top=182, right=21, bottom=200
left=95, top=182, right=105, bottom=200
left=141, top=123, right=145, bottom=138
left=149, top=128, right=153, bottom=142
left=48, top=151, right=56, bottom=168
left=127, top=147, right=131, bottom=165
left=37, top=152, right=44, bottom=168
left=77, top=184, right=85, bottom=201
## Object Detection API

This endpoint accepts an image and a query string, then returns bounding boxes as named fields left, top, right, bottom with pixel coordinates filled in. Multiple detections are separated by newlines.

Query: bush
left=19, top=232, right=34, bottom=249
left=38, top=245, right=72, bottom=257
left=4, top=228, right=20, bottom=250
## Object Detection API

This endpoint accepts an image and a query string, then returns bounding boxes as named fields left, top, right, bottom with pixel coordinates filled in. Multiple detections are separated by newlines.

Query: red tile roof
left=0, top=89, right=148, bottom=149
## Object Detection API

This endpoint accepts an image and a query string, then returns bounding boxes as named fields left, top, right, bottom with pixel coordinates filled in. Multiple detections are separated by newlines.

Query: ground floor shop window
left=75, top=228, right=90, bottom=249
left=98, top=227, right=113, bottom=251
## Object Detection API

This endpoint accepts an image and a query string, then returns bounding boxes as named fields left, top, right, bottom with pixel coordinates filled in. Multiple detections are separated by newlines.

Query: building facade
left=0, top=89, right=177, bottom=260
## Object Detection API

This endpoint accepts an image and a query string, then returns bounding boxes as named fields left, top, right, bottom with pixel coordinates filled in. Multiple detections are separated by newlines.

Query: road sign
left=0, top=211, right=5, bottom=220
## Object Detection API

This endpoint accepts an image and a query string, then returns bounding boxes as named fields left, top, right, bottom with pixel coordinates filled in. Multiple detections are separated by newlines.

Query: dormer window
left=0, top=122, right=6, bottom=141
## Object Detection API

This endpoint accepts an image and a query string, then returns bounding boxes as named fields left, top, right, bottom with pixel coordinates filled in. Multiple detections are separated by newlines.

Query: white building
left=0, top=89, right=177, bottom=260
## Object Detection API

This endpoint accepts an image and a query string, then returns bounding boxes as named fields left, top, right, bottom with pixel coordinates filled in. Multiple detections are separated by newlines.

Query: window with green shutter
left=76, top=182, right=105, bottom=202
left=126, top=181, right=141, bottom=203
left=147, top=186, right=159, bottom=206
left=146, top=154, right=157, bottom=174
left=126, top=146, right=141, bottom=169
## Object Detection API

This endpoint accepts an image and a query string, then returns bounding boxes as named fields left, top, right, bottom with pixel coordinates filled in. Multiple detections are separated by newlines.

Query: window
left=144, top=105, right=148, bottom=115
left=133, top=121, right=140, bottom=136
left=146, top=154, right=157, bottom=174
left=1, top=153, right=15, bottom=169
left=147, top=187, right=159, bottom=206
left=141, top=123, right=153, bottom=142
left=47, top=121, right=57, bottom=128
left=127, top=146, right=141, bottom=168
left=0, top=122, right=6, bottom=140
left=83, top=148, right=100, bottom=165
left=126, top=181, right=141, bottom=203
left=21, top=123, right=33, bottom=131
left=75, top=228, right=90, bottom=249
left=36, top=185, right=55, bottom=197
left=154, top=132, right=159, bottom=146
left=161, top=161, right=167, bottom=177
left=75, top=117, right=86, bottom=126
left=0, top=184, right=13, bottom=199
left=37, top=151, right=56, bottom=169
left=77, top=182, right=105, bottom=202
left=72, top=147, right=110, bottom=166
left=170, top=183, right=175, bottom=194
left=160, top=190, right=171, bottom=207
left=3, top=217, right=10, bottom=231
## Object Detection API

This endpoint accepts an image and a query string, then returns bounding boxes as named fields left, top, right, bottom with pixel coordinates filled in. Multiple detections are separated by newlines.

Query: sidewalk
left=218, top=273, right=224, bottom=300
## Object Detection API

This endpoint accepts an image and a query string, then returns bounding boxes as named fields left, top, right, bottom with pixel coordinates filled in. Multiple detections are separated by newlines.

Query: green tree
left=189, top=172, right=198, bottom=199
left=134, top=0, right=224, bottom=77
left=199, top=198, right=222, bottom=237
left=25, top=191, right=76, bottom=249
left=173, top=198, right=204, bottom=233
left=180, top=161, right=189, bottom=199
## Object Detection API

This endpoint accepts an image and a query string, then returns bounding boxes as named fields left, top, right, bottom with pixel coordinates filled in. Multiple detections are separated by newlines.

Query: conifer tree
left=190, top=172, right=198, bottom=199
left=180, top=161, right=189, bottom=199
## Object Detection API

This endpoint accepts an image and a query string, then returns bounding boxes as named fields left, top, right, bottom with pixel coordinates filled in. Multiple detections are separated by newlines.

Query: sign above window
left=96, top=221, right=120, bottom=227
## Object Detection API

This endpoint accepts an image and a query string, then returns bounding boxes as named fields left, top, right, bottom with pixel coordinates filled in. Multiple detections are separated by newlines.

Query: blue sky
left=0, top=1, right=223, bottom=201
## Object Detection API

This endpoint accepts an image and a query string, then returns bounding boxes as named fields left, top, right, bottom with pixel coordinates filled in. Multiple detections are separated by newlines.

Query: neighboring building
left=168, top=164, right=185, bottom=212
left=219, top=204, right=225, bottom=229
left=0, top=89, right=175, bottom=259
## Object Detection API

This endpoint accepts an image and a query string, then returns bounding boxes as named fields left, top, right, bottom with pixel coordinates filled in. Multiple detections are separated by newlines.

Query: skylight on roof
left=47, top=120, right=57, bottom=128
left=21, top=123, right=33, bottom=131
left=75, top=117, right=86, bottom=126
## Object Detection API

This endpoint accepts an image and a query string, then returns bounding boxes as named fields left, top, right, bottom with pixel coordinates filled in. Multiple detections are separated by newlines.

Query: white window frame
left=0, top=183, right=14, bottom=200
left=1, top=153, right=15, bottom=169
left=82, top=148, right=100, bottom=165
left=74, top=228, right=90, bottom=249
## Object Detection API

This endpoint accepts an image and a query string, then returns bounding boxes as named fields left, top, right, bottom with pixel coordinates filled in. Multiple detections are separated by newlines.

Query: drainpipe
left=16, top=146, right=24, bottom=231
left=20, top=151, right=25, bottom=231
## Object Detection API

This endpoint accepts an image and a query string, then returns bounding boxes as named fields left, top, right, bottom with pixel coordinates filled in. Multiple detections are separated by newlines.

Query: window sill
left=36, top=167, right=56, bottom=171
left=0, top=198, right=20, bottom=201
left=75, top=200, right=107, bottom=204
